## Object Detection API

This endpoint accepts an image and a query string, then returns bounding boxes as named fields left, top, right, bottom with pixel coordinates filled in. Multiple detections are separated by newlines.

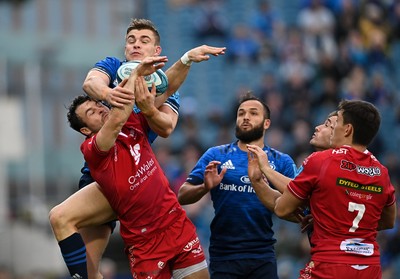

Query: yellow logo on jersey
left=336, top=178, right=382, bottom=193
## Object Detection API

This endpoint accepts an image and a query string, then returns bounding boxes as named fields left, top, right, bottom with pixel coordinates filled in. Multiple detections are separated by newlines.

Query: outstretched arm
left=154, top=45, right=226, bottom=107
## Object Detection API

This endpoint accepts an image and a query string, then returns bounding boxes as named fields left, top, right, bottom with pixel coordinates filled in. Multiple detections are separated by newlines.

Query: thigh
left=60, top=182, right=116, bottom=228
left=173, top=218, right=207, bottom=270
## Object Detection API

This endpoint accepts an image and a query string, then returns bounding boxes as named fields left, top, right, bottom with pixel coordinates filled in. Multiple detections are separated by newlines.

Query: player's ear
left=344, top=123, right=353, bottom=137
left=80, top=127, right=92, bottom=137
left=263, top=118, right=271, bottom=130
left=154, top=45, right=162, bottom=56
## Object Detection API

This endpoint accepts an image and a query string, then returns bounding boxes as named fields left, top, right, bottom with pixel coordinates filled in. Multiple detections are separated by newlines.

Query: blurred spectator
left=249, top=0, right=282, bottom=42
left=365, top=71, right=393, bottom=106
left=340, top=65, right=368, bottom=100
left=312, top=76, right=341, bottom=113
left=333, top=0, right=360, bottom=43
left=297, top=0, right=338, bottom=64
left=358, top=1, right=390, bottom=50
left=192, top=0, right=228, bottom=40
left=345, top=29, right=368, bottom=67
left=388, top=0, right=400, bottom=41
left=257, top=73, right=279, bottom=98
left=277, top=27, right=315, bottom=86
left=226, top=24, right=261, bottom=63
left=335, top=39, right=356, bottom=78
left=317, top=53, right=342, bottom=81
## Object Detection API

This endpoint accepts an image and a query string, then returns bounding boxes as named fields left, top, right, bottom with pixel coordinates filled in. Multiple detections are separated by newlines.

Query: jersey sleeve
left=92, top=57, right=122, bottom=88
left=80, top=136, right=112, bottom=172
left=287, top=152, right=322, bottom=200
left=162, top=91, right=180, bottom=114
left=385, top=181, right=397, bottom=207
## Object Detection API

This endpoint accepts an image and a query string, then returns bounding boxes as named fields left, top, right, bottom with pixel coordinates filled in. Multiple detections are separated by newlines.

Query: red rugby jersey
left=288, top=146, right=396, bottom=264
left=81, top=112, right=184, bottom=245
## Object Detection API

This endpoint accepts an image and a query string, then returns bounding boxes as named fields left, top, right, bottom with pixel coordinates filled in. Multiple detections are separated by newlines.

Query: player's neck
left=345, top=143, right=367, bottom=153
left=238, top=139, right=264, bottom=152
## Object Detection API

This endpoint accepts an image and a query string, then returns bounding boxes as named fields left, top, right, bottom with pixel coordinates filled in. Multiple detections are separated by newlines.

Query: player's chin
left=127, top=54, right=144, bottom=61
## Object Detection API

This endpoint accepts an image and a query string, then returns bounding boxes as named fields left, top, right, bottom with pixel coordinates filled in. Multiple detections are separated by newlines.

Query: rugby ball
left=116, top=60, right=168, bottom=96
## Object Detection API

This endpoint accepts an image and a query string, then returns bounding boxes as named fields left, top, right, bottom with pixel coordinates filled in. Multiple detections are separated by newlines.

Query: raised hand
left=246, top=144, right=271, bottom=172
left=134, top=56, right=168, bottom=77
left=204, top=161, right=227, bottom=191
left=106, top=78, right=135, bottom=109
left=186, top=45, right=226, bottom=63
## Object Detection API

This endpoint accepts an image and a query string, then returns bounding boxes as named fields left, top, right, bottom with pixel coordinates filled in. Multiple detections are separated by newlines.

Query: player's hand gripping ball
left=117, top=61, right=168, bottom=96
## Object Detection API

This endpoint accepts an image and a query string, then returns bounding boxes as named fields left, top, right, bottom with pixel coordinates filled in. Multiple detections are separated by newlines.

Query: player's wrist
left=180, top=51, right=192, bottom=66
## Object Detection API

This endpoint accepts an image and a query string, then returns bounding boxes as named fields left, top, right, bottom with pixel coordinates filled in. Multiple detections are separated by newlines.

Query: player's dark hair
left=338, top=99, right=381, bottom=146
left=126, top=18, right=161, bottom=45
left=67, top=95, right=91, bottom=135
left=238, top=91, right=271, bottom=119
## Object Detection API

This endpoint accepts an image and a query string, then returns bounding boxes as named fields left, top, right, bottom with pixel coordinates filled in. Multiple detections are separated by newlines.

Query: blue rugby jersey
left=186, top=141, right=297, bottom=261
left=80, top=57, right=180, bottom=184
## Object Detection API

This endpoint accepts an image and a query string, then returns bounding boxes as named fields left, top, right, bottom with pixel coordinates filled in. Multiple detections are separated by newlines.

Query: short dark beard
left=235, top=122, right=264, bottom=143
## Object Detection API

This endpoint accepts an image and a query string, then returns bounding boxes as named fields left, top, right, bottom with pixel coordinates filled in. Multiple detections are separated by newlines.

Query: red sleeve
left=385, top=182, right=397, bottom=207
left=80, top=135, right=112, bottom=171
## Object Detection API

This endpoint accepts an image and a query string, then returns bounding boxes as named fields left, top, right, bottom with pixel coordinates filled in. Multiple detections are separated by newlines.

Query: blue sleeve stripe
left=162, top=102, right=179, bottom=114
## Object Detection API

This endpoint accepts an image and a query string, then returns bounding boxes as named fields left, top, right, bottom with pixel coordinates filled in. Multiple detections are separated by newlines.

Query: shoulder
left=93, top=57, right=123, bottom=72
left=267, top=146, right=294, bottom=162
left=203, top=142, right=236, bottom=156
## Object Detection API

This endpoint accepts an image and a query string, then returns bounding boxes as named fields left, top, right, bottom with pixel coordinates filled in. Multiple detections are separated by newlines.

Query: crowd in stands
left=152, top=0, right=400, bottom=278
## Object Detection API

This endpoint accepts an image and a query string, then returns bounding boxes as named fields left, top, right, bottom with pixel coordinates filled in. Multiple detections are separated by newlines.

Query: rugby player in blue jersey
left=178, top=92, right=297, bottom=279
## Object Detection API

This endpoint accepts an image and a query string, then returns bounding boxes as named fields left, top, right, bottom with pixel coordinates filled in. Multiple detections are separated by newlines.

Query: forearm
left=261, top=166, right=292, bottom=194
left=178, top=183, right=209, bottom=205
left=141, top=108, right=174, bottom=138
left=163, top=58, right=190, bottom=98
left=251, top=178, right=282, bottom=211
left=82, top=73, right=112, bottom=101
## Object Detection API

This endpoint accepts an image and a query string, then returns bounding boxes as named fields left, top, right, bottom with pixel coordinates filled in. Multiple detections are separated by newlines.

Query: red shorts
left=125, top=215, right=206, bottom=279
left=299, top=260, right=381, bottom=279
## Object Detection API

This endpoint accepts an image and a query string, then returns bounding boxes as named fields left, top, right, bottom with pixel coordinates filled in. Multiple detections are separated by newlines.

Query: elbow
left=82, top=79, right=91, bottom=93
left=379, top=221, right=395, bottom=231
left=158, top=128, right=173, bottom=138
left=177, top=185, right=191, bottom=205
left=274, top=206, right=291, bottom=219
left=177, top=189, right=186, bottom=205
